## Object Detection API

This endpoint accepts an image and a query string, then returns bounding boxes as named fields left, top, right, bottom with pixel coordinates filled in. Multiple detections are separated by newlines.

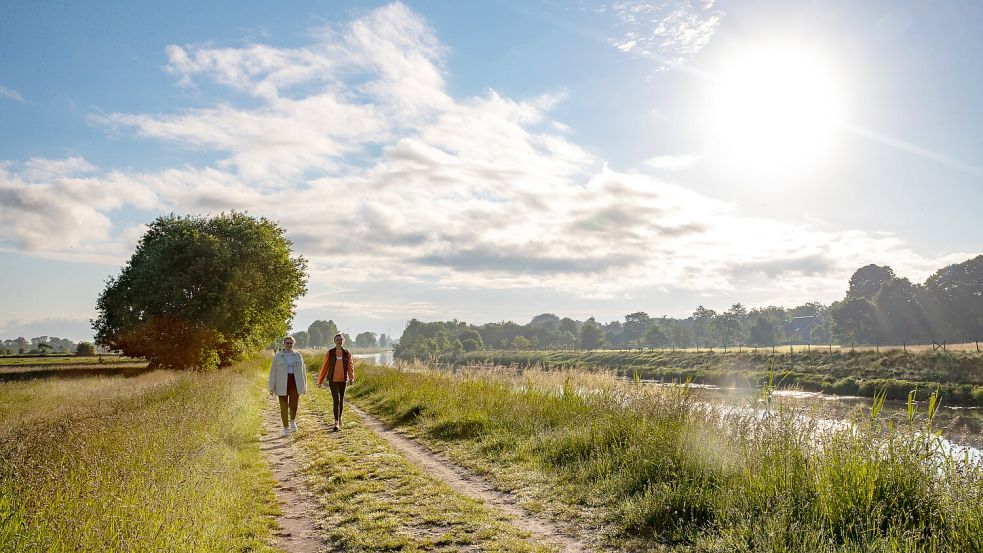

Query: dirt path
left=260, top=400, right=329, bottom=553
left=347, top=403, right=591, bottom=553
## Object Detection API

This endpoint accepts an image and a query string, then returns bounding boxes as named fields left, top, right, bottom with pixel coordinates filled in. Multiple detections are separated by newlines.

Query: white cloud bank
left=0, top=2, right=972, bottom=325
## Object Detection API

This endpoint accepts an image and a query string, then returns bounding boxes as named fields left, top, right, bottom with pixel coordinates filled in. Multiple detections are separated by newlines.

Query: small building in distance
left=786, top=315, right=819, bottom=343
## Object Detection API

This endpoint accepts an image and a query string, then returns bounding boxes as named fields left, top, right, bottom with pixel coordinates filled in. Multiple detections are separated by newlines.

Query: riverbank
left=438, top=349, right=983, bottom=405
left=350, top=363, right=983, bottom=551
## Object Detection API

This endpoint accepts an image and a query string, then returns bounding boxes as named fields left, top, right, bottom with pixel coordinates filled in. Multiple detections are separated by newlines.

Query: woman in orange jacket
left=317, top=333, right=354, bottom=431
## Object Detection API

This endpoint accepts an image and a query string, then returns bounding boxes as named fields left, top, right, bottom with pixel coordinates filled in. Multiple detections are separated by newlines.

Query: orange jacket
left=317, top=347, right=354, bottom=386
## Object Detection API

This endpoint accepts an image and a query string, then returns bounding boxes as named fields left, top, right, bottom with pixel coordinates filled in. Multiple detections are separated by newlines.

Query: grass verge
left=349, top=363, right=983, bottom=552
left=288, top=362, right=555, bottom=552
left=0, top=358, right=280, bottom=552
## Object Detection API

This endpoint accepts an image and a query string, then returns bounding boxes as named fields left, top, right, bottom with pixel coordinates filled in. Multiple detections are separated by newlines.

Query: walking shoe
left=281, top=427, right=290, bottom=437
left=332, top=422, right=339, bottom=432
left=289, top=420, right=297, bottom=433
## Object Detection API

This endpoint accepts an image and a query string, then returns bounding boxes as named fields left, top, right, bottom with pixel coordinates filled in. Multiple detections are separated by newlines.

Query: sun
left=706, top=41, right=845, bottom=174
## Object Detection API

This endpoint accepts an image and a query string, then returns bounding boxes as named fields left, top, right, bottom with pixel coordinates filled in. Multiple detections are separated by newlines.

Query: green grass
left=349, top=364, right=983, bottom=552
left=446, top=349, right=983, bottom=405
left=284, top=361, right=555, bottom=552
left=0, top=355, right=144, bottom=367
left=0, top=358, right=280, bottom=552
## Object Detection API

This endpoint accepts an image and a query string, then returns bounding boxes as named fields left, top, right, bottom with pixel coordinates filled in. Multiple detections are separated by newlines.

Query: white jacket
left=268, top=351, right=308, bottom=395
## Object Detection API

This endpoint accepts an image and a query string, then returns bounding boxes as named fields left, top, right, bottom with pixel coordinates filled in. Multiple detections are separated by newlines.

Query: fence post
left=977, top=341, right=980, bottom=352
left=903, top=341, right=906, bottom=352
left=943, top=341, right=947, bottom=351
left=876, top=343, right=879, bottom=353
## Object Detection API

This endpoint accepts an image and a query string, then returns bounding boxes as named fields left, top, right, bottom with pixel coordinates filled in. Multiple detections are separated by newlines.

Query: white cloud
left=608, top=1, right=724, bottom=71
left=0, top=85, right=26, bottom=103
left=0, top=158, right=157, bottom=254
left=96, top=2, right=450, bottom=183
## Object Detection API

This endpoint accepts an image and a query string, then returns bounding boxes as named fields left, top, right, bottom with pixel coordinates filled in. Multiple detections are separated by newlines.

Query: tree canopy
left=92, top=212, right=308, bottom=370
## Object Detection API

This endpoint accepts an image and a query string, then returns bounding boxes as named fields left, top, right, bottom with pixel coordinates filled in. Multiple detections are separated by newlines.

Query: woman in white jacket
left=268, top=336, right=308, bottom=437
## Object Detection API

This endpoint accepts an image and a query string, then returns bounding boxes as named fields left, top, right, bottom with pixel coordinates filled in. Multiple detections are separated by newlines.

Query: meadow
left=349, top=363, right=983, bottom=552
left=0, top=354, right=143, bottom=367
left=447, top=348, right=983, bottom=405
left=0, top=358, right=279, bottom=552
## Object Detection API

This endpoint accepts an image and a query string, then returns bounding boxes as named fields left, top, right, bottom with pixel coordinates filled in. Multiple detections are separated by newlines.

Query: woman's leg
left=278, top=396, right=289, bottom=427
left=329, top=382, right=342, bottom=423
left=287, top=374, right=299, bottom=428
left=335, top=382, right=348, bottom=424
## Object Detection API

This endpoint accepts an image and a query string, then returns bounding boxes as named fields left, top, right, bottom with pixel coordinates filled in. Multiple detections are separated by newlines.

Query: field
left=446, top=348, right=983, bottom=405
left=349, top=363, right=983, bottom=552
left=0, top=354, right=143, bottom=367
left=0, top=358, right=279, bottom=551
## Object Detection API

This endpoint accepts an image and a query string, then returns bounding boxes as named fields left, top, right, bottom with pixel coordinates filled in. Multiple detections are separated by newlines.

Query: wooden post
left=903, top=341, right=906, bottom=352
left=876, top=343, right=879, bottom=353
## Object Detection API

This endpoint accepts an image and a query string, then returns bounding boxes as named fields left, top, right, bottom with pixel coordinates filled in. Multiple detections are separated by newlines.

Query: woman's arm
left=317, top=352, right=330, bottom=387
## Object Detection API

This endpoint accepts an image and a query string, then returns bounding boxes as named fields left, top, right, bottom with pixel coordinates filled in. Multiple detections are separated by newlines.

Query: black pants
left=329, top=381, right=347, bottom=422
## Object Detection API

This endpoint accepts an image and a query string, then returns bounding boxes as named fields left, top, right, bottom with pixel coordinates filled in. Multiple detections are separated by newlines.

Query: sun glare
left=707, top=42, right=845, bottom=175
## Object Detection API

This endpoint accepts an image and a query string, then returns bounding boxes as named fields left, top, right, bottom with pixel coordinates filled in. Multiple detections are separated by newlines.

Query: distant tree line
left=394, top=255, right=982, bottom=359
left=0, top=336, right=100, bottom=356
left=287, top=318, right=391, bottom=349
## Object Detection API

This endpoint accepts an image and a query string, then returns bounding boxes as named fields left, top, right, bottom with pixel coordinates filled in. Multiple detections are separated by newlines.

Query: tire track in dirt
left=348, top=403, right=591, bottom=553
left=260, top=400, right=330, bottom=553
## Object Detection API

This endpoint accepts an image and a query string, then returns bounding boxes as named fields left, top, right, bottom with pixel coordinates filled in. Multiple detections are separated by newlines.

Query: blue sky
left=1, top=1, right=980, bottom=341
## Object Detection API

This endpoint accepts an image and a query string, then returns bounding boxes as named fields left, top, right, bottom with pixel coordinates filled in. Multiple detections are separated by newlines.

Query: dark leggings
left=278, top=374, right=299, bottom=427
left=329, top=381, right=347, bottom=422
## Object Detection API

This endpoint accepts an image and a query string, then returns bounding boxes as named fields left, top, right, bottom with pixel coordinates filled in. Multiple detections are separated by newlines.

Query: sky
left=1, top=0, right=981, bottom=342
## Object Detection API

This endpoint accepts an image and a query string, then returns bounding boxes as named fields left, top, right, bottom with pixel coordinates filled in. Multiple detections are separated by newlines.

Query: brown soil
left=347, top=403, right=591, bottom=552
left=260, top=399, right=330, bottom=553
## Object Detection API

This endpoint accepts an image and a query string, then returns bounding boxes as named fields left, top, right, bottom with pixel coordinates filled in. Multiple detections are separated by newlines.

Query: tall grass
left=447, top=348, right=983, bottom=406
left=350, top=364, right=983, bottom=551
left=0, top=358, right=278, bottom=552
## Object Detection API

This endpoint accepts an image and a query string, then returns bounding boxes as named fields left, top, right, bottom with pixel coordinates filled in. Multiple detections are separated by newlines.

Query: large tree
left=846, top=264, right=896, bottom=301
left=355, top=331, right=378, bottom=348
left=579, top=317, right=604, bottom=350
left=923, top=255, right=983, bottom=341
left=93, top=213, right=308, bottom=370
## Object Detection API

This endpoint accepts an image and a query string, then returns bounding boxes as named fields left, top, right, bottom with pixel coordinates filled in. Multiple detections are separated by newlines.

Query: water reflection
left=352, top=350, right=394, bottom=366
left=647, top=380, right=983, bottom=450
